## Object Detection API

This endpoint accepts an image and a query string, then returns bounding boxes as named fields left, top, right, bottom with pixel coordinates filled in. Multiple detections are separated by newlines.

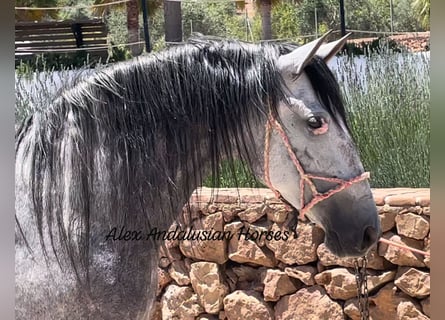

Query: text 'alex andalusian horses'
left=15, top=32, right=381, bottom=319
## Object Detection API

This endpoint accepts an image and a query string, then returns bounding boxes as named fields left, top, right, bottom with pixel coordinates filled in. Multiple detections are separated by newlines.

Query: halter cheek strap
left=263, top=113, right=370, bottom=221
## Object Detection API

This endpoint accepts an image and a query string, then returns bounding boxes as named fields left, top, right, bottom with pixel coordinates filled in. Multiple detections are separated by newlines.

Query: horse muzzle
left=309, top=191, right=382, bottom=257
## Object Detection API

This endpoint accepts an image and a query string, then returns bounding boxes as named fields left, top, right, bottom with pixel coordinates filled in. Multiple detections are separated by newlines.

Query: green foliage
left=181, top=2, right=246, bottom=40
left=16, top=0, right=430, bottom=48
left=344, top=0, right=428, bottom=32
left=344, top=0, right=385, bottom=31
left=108, top=45, right=132, bottom=62
left=15, top=51, right=104, bottom=72
left=269, top=0, right=429, bottom=38
left=268, top=0, right=340, bottom=42
left=57, top=0, right=93, bottom=20
left=16, top=0, right=58, bottom=5
left=293, top=0, right=323, bottom=36
left=15, top=63, right=82, bottom=123
left=205, top=51, right=430, bottom=188
left=203, top=160, right=264, bottom=188
left=105, top=7, right=165, bottom=56
left=338, top=51, right=430, bottom=187
left=106, top=9, right=129, bottom=47
left=15, top=0, right=59, bottom=21
left=147, top=8, right=167, bottom=51
left=412, top=0, right=430, bottom=30
left=249, top=15, right=263, bottom=41
left=15, top=49, right=430, bottom=188
left=393, top=0, right=425, bottom=31
left=271, top=2, right=300, bottom=40
left=270, top=0, right=334, bottom=42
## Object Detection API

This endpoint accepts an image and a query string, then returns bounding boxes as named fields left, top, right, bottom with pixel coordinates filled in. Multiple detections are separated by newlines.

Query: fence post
left=314, top=7, right=318, bottom=38
left=390, top=0, right=394, bottom=33
left=339, top=0, right=346, bottom=36
left=141, top=0, right=151, bottom=53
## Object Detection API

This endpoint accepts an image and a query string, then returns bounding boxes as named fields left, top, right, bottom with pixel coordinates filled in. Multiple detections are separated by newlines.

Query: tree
left=284, top=0, right=338, bottom=41
left=15, top=0, right=59, bottom=21
left=91, top=0, right=141, bottom=55
left=181, top=2, right=245, bottom=39
left=93, top=0, right=163, bottom=56
left=412, top=0, right=429, bottom=30
left=259, top=0, right=273, bottom=39
left=271, top=2, right=299, bottom=40
left=95, top=0, right=183, bottom=50
left=343, top=0, right=391, bottom=32
left=393, top=0, right=425, bottom=32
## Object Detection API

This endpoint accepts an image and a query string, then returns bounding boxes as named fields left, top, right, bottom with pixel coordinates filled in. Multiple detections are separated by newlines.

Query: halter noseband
left=263, top=113, right=370, bottom=221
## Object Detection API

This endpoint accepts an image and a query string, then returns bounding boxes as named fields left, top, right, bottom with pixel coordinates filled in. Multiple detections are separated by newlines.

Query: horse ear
left=277, top=30, right=333, bottom=76
left=316, top=33, right=352, bottom=62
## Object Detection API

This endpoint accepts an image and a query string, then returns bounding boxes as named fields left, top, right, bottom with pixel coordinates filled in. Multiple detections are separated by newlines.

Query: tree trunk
left=260, top=0, right=272, bottom=40
left=164, top=0, right=182, bottom=43
left=127, top=0, right=142, bottom=56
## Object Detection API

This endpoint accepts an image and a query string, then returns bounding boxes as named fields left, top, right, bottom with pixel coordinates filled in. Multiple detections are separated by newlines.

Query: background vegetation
left=15, top=0, right=430, bottom=188
left=202, top=50, right=430, bottom=189
left=338, top=51, right=430, bottom=188
left=15, top=49, right=430, bottom=188
left=16, top=0, right=430, bottom=61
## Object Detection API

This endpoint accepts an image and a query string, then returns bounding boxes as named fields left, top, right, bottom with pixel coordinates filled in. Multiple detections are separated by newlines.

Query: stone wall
left=151, top=188, right=430, bottom=320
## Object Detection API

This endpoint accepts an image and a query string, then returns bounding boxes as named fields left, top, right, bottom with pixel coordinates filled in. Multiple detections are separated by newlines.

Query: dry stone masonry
left=152, top=188, right=430, bottom=320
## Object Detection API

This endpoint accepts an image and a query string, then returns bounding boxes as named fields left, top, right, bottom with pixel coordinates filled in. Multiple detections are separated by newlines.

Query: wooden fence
left=15, top=19, right=109, bottom=59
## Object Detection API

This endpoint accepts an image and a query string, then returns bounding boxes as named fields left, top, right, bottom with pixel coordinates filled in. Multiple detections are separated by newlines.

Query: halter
left=263, top=112, right=370, bottom=221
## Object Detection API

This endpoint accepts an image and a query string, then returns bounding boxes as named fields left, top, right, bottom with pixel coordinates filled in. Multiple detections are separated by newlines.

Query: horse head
left=263, top=32, right=381, bottom=257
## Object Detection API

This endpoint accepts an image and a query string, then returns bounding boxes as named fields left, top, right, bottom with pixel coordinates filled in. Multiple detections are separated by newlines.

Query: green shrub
left=207, top=51, right=430, bottom=188
left=338, top=51, right=430, bottom=187
left=15, top=48, right=429, bottom=188
left=203, top=160, right=264, bottom=188
left=15, top=51, right=103, bottom=72
left=181, top=2, right=246, bottom=40
left=15, top=65, right=90, bottom=124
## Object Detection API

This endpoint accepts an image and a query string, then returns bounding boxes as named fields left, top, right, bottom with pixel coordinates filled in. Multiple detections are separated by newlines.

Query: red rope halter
left=263, top=112, right=431, bottom=258
left=263, top=113, right=370, bottom=221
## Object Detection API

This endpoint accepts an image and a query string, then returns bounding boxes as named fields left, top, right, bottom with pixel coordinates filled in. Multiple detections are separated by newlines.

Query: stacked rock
left=152, top=187, right=430, bottom=320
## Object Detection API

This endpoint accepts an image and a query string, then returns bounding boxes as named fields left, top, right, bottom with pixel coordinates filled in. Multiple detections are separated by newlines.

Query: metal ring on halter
left=263, top=112, right=370, bottom=221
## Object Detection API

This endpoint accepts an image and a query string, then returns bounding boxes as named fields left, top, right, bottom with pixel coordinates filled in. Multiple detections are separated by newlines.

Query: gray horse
left=15, top=32, right=380, bottom=319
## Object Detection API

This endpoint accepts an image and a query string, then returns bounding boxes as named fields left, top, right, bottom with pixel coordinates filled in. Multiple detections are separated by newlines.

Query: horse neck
left=157, top=114, right=266, bottom=216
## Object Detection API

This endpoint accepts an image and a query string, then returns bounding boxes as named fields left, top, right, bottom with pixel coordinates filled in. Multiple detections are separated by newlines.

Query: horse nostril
left=362, top=226, right=378, bottom=250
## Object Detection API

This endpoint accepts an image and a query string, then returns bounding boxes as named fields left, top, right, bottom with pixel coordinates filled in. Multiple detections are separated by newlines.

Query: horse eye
left=307, top=116, right=324, bottom=129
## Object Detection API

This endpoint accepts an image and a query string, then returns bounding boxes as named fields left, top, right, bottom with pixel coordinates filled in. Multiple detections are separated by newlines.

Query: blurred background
left=14, top=0, right=430, bottom=189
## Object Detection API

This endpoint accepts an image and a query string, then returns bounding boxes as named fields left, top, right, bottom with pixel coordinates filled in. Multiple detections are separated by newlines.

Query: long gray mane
left=15, top=38, right=347, bottom=288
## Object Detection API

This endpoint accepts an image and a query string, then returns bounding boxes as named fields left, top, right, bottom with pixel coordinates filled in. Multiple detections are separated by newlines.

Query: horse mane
left=15, top=38, right=347, bottom=283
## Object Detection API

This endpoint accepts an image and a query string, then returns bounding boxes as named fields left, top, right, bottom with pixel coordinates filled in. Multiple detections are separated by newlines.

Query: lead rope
left=354, top=257, right=370, bottom=320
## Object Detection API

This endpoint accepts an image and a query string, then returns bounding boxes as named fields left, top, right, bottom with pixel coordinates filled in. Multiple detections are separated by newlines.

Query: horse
left=15, top=32, right=381, bottom=319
